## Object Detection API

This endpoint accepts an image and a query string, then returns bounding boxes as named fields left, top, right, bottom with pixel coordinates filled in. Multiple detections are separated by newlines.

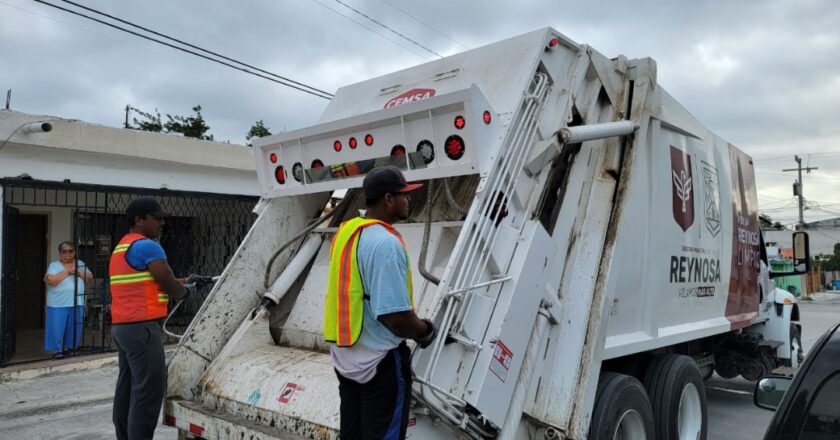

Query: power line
left=330, top=0, right=442, bottom=58
left=56, top=0, right=333, bottom=99
left=31, top=0, right=334, bottom=100
left=0, top=0, right=326, bottom=112
left=309, top=0, right=432, bottom=61
left=376, top=0, right=469, bottom=50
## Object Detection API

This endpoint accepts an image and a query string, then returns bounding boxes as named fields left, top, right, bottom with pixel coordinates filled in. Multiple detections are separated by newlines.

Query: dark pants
left=112, top=321, right=166, bottom=440
left=336, top=343, right=412, bottom=440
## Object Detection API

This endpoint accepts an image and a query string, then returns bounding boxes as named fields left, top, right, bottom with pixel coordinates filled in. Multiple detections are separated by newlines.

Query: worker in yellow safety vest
left=324, top=166, right=437, bottom=440
left=109, top=197, right=195, bottom=440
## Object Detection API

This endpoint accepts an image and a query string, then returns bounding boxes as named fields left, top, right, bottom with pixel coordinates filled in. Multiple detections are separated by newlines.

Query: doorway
left=12, top=214, right=49, bottom=362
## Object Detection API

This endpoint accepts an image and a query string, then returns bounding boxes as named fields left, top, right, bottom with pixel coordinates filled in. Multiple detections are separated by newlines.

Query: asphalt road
left=1, top=294, right=838, bottom=440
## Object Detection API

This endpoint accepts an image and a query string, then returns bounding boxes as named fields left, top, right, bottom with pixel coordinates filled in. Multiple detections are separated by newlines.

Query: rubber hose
left=419, top=180, right=440, bottom=285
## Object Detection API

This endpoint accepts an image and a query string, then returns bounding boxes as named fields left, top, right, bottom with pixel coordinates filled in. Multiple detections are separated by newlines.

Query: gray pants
left=112, top=321, right=166, bottom=440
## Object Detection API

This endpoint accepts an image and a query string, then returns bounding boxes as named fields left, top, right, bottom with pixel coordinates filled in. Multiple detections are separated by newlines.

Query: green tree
left=128, top=106, right=163, bottom=133
left=164, top=105, right=213, bottom=140
left=246, top=120, right=272, bottom=146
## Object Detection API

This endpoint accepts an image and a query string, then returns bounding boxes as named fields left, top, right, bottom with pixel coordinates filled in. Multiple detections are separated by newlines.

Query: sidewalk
left=800, top=290, right=840, bottom=302
left=0, top=351, right=119, bottom=383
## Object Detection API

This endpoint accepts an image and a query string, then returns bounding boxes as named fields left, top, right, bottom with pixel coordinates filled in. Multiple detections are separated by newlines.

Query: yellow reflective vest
left=323, top=217, right=414, bottom=347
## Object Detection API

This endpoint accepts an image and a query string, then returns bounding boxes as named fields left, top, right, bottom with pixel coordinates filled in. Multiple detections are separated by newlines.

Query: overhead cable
left=57, top=0, right=333, bottom=99
left=330, top=0, right=442, bottom=58
left=377, top=0, right=468, bottom=50
left=32, top=0, right=333, bottom=100
left=309, top=0, right=432, bottom=61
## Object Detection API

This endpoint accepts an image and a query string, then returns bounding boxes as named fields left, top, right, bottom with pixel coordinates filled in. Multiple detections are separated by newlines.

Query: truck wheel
left=589, top=372, right=655, bottom=440
left=788, top=324, right=803, bottom=368
left=644, top=354, right=708, bottom=440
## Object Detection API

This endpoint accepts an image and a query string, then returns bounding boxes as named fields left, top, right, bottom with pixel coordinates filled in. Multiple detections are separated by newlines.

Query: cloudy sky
left=1, top=0, right=839, bottom=227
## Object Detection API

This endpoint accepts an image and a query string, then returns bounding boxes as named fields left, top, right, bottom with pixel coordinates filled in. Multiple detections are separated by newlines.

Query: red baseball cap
left=363, top=166, right=423, bottom=200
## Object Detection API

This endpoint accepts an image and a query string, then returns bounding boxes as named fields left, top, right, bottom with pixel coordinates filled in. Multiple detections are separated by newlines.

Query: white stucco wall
left=0, top=110, right=260, bottom=196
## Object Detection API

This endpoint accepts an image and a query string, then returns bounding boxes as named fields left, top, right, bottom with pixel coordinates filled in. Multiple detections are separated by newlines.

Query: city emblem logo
left=701, top=161, right=721, bottom=237
left=670, top=146, right=695, bottom=232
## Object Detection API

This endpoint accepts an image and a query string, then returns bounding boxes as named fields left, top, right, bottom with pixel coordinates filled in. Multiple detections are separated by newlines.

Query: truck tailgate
left=190, top=345, right=340, bottom=439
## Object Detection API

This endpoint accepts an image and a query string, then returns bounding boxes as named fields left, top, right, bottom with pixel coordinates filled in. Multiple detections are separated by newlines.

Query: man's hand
left=414, top=319, right=437, bottom=349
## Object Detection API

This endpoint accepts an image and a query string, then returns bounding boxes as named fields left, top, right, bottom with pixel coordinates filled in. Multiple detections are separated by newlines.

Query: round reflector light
left=292, top=162, right=303, bottom=182
left=454, top=115, right=466, bottom=130
left=311, top=159, right=324, bottom=169
left=444, top=135, right=465, bottom=160
left=349, top=137, right=358, bottom=149
left=274, top=166, right=286, bottom=184
left=365, top=134, right=374, bottom=146
left=416, top=140, right=435, bottom=164
left=269, top=153, right=278, bottom=163
left=333, top=140, right=342, bottom=152
left=391, top=145, right=406, bottom=157
left=483, top=111, right=492, bottom=125
left=548, top=37, right=560, bottom=48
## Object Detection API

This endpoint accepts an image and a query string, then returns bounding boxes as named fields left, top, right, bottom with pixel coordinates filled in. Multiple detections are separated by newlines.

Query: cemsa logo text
left=384, top=88, right=436, bottom=109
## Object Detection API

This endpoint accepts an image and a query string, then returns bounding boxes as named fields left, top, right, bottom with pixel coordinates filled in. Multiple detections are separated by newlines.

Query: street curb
left=0, top=352, right=118, bottom=382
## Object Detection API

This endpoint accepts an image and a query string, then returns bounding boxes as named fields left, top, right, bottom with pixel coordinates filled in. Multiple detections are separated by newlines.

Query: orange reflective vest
left=323, top=217, right=414, bottom=346
left=109, top=233, right=169, bottom=324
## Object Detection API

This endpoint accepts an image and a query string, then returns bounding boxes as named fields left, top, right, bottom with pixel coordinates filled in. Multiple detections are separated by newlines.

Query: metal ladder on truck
left=413, top=71, right=553, bottom=438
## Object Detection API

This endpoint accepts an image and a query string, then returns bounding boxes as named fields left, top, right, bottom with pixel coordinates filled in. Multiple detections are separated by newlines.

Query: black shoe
left=52, top=352, right=64, bottom=359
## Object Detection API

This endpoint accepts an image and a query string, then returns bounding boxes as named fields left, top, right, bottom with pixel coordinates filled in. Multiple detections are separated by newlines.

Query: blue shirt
left=330, top=223, right=414, bottom=383
left=45, top=260, right=90, bottom=307
left=125, top=239, right=167, bottom=270
left=355, top=224, right=414, bottom=350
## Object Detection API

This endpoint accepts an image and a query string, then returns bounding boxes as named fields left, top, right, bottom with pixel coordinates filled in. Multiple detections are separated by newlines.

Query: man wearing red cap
left=323, top=166, right=437, bottom=440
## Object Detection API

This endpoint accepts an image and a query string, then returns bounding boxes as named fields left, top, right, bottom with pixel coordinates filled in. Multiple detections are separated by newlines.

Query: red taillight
left=365, top=134, right=374, bottom=146
left=483, top=111, right=492, bottom=124
left=189, top=423, right=205, bottom=436
left=444, top=135, right=465, bottom=160
left=349, top=137, right=358, bottom=149
left=548, top=37, right=559, bottom=48
left=274, top=166, right=286, bottom=184
left=454, top=115, right=465, bottom=130
left=333, top=140, right=342, bottom=152
left=311, top=159, right=324, bottom=169
left=292, top=162, right=303, bottom=182
left=391, top=145, right=406, bottom=157
left=269, top=153, right=278, bottom=163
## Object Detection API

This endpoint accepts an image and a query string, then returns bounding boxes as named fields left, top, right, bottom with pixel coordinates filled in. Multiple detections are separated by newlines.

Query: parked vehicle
left=754, top=322, right=840, bottom=439
left=165, top=27, right=810, bottom=440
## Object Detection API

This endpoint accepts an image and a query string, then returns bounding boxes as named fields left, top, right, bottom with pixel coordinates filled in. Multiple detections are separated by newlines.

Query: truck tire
left=787, top=324, right=803, bottom=368
left=589, top=372, right=655, bottom=440
left=643, top=354, right=708, bottom=440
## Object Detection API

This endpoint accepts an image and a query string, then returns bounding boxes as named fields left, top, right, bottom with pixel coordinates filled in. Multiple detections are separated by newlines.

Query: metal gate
left=1, top=178, right=258, bottom=360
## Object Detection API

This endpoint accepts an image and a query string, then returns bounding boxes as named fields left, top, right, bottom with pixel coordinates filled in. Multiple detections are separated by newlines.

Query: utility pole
left=124, top=105, right=130, bottom=129
left=783, top=155, right=818, bottom=230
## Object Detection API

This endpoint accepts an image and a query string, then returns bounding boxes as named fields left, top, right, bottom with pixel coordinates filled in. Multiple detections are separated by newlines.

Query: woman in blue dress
left=43, top=241, right=93, bottom=358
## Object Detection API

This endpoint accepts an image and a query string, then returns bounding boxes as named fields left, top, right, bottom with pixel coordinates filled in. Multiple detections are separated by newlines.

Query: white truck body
left=165, top=28, right=799, bottom=439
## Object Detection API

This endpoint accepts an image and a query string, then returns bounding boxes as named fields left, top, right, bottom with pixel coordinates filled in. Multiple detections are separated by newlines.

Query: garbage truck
left=164, top=27, right=811, bottom=440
